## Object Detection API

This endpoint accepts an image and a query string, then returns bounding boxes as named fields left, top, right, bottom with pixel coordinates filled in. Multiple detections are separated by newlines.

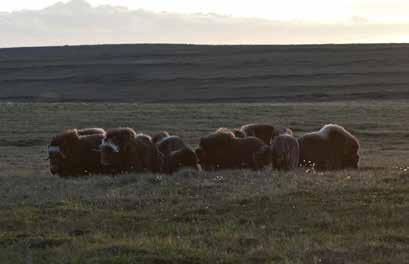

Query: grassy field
left=1, top=101, right=409, bottom=263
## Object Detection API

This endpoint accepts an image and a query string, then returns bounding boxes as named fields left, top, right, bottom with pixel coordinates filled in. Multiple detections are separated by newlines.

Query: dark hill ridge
left=1, top=44, right=409, bottom=102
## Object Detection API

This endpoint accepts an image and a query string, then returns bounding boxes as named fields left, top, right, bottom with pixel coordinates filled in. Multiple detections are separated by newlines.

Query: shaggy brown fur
left=240, top=124, right=277, bottom=144
left=195, top=147, right=207, bottom=169
left=127, top=134, right=164, bottom=173
left=152, top=131, right=171, bottom=144
left=216, top=127, right=246, bottom=139
left=231, top=137, right=272, bottom=170
left=104, top=127, right=137, bottom=145
left=271, top=128, right=300, bottom=171
left=77, top=128, right=106, bottom=136
left=200, top=129, right=235, bottom=151
left=100, top=128, right=162, bottom=173
left=198, top=130, right=272, bottom=170
left=198, top=129, right=236, bottom=170
left=157, top=136, right=201, bottom=174
left=298, top=124, right=360, bottom=170
left=48, top=129, right=105, bottom=177
left=215, top=127, right=236, bottom=136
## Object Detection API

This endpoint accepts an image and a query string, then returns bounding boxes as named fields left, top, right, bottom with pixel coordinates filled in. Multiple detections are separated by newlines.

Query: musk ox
left=100, top=128, right=163, bottom=173
left=152, top=131, right=171, bottom=144
left=197, top=129, right=236, bottom=170
left=298, top=124, right=360, bottom=170
left=156, top=136, right=201, bottom=174
left=48, top=128, right=106, bottom=177
left=271, top=128, right=300, bottom=171
left=240, top=124, right=277, bottom=144
left=231, top=137, right=272, bottom=170
left=198, top=129, right=272, bottom=170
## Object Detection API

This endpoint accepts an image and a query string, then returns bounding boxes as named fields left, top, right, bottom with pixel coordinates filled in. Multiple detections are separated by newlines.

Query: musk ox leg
left=330, top=151, right=346, bottom=170
left=250, top=154, right=264, bottom=171
left=253, top=146, right=272, bottom=171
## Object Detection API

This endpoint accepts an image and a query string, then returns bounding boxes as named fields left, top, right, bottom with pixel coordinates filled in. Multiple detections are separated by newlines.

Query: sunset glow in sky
left=1, top=0, right=408, bottom=23
left=1, top=0, right=408, bottom=47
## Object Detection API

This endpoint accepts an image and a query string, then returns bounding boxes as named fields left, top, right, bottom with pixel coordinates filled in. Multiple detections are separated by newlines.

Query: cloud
left=0, top=0, right=408, bottom=48
left=352, top=0, right=409, bottom=21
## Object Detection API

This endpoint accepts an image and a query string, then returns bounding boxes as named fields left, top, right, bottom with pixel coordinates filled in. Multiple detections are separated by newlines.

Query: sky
left=0, top=0, right=408, bottom=47
left=0, top=0, right=352, bottom=21
left=1, top=0, right=409, bottom=22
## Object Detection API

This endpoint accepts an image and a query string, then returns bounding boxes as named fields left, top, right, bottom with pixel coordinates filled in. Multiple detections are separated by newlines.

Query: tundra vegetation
left=0, top=101, right=409, bottom=263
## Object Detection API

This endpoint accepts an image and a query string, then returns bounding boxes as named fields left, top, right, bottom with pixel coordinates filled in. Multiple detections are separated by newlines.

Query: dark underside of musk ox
left=48, top=128, right=106, bottom=177
left=156, top=136, right=201, bottom=174
left=197, top=130, right=272, bottom=170
left=100, top=128, right=163, bottom=174
left=298, top=124, right=360, bottom=170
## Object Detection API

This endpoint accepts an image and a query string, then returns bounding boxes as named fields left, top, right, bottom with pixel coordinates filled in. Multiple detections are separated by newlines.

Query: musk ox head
left=166, top=147, right=202, bottom=174
left=100, top=127, right=137, bottom=166
left=253, top=145, right=273, bottom=168
left=134, top=133, right=164, bottom=173
left=48, top=129, right=81, bottom=175
left=195, top=147, right=207, bottom=164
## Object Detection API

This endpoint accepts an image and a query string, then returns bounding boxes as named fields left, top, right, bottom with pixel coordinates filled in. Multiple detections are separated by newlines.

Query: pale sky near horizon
left=1, top=0, right=409, bottom=47
left=1, top=0, right=408, bottom=23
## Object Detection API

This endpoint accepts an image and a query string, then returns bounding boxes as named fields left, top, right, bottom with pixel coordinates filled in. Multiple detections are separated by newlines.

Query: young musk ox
left=239, top=124, right=277, bottom=144
left=152, top=131, right=171, bottom=144
left=156, top=135, right=201, bottom=174
left=100, top=128, right=163, bottom=173
left=197, top=128, right=272, bottom=170
left=48, top=128, right=106, bottom=177
left=298, top=124, right=360, bottom=170
left=271, top=128, right=300, bottom=171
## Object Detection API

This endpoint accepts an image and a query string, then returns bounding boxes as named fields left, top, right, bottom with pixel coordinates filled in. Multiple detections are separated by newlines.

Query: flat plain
left=1, top=44, right=409, bottom=102
left=1, top=100, right=409, bottom=263
left=1, top=44, right=409, bottom=263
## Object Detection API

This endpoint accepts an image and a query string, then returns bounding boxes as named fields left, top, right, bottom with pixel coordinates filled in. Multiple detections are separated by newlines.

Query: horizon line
left=1, top=42, right=409, bottom=50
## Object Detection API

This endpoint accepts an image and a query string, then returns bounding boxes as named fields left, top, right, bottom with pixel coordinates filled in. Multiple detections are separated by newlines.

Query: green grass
left=1, top=101, right=409, bottom=263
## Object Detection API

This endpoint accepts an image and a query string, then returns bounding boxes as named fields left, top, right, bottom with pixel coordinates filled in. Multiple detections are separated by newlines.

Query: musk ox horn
left=48, top=145, right=66, bottom=159
left=48, top=145, right=61, bottom=153
left=100, top=139, right=120, bottom=153
left=196, top=164, right=203, bottom=172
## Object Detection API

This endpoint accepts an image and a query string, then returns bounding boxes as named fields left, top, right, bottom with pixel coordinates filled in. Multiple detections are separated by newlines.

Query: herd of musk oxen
left=47, top=123, right=360, bottom=177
